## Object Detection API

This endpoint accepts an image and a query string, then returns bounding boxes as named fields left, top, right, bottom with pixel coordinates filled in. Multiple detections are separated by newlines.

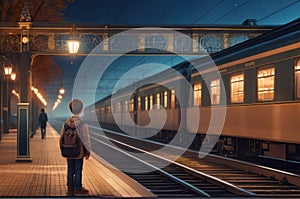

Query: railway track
left=92, top=126, right=300, bottom=198
left=90, top=131, right=251, bottom=198
left=51, top=120, right=300, bottom=197
left=175, top=153, right=300, bottom=197
left=243, top=156, right=300, bottom=175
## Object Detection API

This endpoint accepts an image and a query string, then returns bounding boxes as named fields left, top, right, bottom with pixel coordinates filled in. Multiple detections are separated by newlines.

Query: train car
left=92, top=62, right=189, bottom=139
left=189, top=18, right=300, bottom=160
left=86, top=18, right=300, bottom=161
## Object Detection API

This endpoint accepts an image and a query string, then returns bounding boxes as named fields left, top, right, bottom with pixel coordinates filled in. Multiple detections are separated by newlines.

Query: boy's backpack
left=61, top=121, right=84, bottom=158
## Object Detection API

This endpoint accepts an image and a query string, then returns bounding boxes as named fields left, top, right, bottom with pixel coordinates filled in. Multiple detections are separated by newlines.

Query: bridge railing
left=0, top=22, right=277, bottom=55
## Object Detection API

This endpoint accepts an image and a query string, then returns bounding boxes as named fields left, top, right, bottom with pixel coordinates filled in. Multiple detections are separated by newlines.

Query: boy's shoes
left=67, top=186, right=74, bottom=196
left=75, top=187, right=89, bottom=196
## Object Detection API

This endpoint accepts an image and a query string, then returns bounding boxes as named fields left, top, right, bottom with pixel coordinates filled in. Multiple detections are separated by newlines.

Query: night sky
left=63, top=0, right=300, bottom=25
left=47, top=0, right=300, bottom=117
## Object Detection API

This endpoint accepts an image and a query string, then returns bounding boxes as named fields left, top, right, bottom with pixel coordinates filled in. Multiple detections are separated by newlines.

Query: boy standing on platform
left=59, top=99, right=91, bottom=196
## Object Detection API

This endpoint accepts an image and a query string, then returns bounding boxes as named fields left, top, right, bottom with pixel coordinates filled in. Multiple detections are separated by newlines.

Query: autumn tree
left=0, top=0, right=74, bottom=97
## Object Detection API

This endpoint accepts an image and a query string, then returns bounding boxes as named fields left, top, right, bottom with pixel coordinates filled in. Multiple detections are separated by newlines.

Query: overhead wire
left=257, top=0, right=300, bottom=22
left=192, top=0, right=225, bottom=24
left=114, top=0, right=126, bottom=24
left=211, top=0, right=252, bottom=24
left=156, top=0, right=181, bottom=24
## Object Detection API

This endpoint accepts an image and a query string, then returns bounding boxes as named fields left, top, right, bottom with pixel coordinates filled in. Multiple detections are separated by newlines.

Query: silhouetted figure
left=38, top=108, right=48, bottom=139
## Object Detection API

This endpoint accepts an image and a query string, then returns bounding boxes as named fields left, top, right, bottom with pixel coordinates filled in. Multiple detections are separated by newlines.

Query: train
left=85, top=18, right=300, bottom=161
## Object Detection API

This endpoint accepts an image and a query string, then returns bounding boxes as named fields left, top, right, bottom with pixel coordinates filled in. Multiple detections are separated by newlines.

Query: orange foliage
left=31, top=55, right=63, bottom=92
left=0, top=0, right=74, bottom=22
left=0, top=0, right=74, bottom=93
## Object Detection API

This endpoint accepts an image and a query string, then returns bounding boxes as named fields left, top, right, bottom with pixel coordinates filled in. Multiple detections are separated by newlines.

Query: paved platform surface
left=0, top=125, right=155, bottom=198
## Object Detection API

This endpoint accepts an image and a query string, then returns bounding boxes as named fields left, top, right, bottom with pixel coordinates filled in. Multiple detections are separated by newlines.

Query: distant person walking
left=38, top=108, right=48, bottom=139
left=59, top=99, right=91, bottom=196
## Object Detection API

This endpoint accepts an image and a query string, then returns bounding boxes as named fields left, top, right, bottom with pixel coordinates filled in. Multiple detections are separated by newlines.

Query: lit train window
left=210, top=79, right=220, bottom=105
left=129, top=98, right=134, bottom=112
left=257, top=67, right=275, bottom=101
left=107, top=105, right=111, bottom=114
left=193, top=83, right=202, bottom=106
left=150, top=95, right=153, bottom=110
left=156, top=93, right=160, bottom=109
left=145, top=96, right=148, bottom=110
left=124, top=101, right=128, bottom=112
left=114, top=102, right=121, bottom=113
left=171, top=89, right=175, bottom=109
left=137, top=97, right=141, bottom=111
left=295, top=59, right=300, bottom=98
left=163, top=91, right=168, bottom=108
left=230, top=74, right=244, bottom=103
left=100, top=107, right=105, bottom=115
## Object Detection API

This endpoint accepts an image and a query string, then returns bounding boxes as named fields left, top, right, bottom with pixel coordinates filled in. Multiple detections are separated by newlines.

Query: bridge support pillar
left=16, top=19, right=32, bottom=162
left=16, top=103, right=31, bottom=162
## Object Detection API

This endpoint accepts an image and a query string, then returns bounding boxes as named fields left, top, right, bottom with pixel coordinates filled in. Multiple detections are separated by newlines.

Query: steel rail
left=95, top=124, right=300, bottom=188
left=90, top=131, right=211, bottom=197
left=89, top=130, right=256, bottom=197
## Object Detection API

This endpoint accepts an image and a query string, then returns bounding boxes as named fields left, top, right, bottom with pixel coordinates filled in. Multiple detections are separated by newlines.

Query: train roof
left=191, top=18, right=300, bottom=68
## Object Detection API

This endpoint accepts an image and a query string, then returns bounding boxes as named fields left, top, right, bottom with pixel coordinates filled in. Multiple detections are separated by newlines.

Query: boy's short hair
left=68, top=99, right=83, bottom=115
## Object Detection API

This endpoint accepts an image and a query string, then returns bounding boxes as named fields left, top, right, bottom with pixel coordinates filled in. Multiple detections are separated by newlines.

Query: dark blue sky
left=47, top=0, right=300, bottom=117
left=63, top=0, right=300, bottom=25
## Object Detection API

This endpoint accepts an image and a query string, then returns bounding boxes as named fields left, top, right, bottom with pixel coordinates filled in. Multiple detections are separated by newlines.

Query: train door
left=133, top=94, right=138, bottom=125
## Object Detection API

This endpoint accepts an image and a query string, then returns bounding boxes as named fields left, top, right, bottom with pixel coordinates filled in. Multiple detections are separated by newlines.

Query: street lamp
left=67, top=40, right=80, bottom=54
left=59, top=87, right=65, bottom=95
left=11, top=72, right=16, bottom=81
left=12, top=90, right=20, bottom=102
left=68, top=25, right=80, bottom=54
left=4, top=65, right=12, bottom=75
left=3, top=63, right=13, bottom=134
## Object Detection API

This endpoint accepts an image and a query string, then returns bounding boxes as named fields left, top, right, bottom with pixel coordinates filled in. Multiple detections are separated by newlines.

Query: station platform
left=0, top=125, right=155, bottom=198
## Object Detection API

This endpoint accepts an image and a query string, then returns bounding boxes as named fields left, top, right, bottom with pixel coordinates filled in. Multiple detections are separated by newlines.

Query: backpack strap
left=76, top=121, right=89, bottom=155
left=76, top=121, right=85, bottom=132
left=64, top=123, right=70, bottom=132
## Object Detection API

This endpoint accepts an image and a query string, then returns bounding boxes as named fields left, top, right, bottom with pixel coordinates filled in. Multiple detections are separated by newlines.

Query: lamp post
left=0, top=58, right=13, bottom=133
left=3, top=64, right=13, bottom=134
left=15, top=5, right=80, bottom=161
left=16, top=3, right=32, bottom=162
